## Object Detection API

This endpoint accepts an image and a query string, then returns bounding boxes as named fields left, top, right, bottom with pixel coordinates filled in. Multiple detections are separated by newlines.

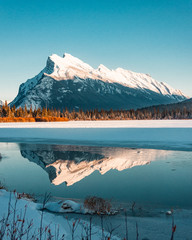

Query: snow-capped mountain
left=19, top=144, right=170, bottom=186
left=0, top=100, right=4, bottom=106
left=10, top=53, right=187, bottom=110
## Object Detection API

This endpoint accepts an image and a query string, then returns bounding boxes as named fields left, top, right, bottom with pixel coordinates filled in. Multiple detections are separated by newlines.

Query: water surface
left=0, top=142, right=192, bottom=208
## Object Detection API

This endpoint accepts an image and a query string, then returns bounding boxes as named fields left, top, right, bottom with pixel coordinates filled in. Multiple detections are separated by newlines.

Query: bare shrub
left=16, top=192, right=35, bottom=202
left=84, top=196, right=111, bottom=214
left=0, top=181, right=6, bottom=190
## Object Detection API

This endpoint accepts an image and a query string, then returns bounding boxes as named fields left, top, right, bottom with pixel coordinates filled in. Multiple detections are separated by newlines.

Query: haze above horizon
left=0, top=0, right=191, bottom=101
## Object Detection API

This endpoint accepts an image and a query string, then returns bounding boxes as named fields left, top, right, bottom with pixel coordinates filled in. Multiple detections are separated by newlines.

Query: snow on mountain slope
left=33, top=53, right=184, bottom=96
left=0, top=100, right=4, bottom=106
left=10, top=53, right=187, bottom=110
left=40, top=53, right=184, bottom=96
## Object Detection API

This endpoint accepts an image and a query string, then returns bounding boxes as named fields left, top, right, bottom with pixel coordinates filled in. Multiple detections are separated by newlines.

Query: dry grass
left=84, top=196, right=111, bottom=214
left=0, top=182, right=6, bottom=190
left=0, top=117, right=68, bottom=123
left=35, top=117, right=68, bottom=122
left=16, top=192, right=35, bottom=202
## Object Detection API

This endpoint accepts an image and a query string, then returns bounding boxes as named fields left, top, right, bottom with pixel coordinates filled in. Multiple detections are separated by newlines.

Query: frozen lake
left=0, top=120, right=192, bottom=151
left=0, top=122, right=192, bottom=239
left=0, top=142, right=192, bottom=209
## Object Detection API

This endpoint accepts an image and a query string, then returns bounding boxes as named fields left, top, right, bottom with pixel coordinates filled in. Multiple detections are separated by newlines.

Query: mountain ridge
left=10, top=53, right=187, bottom=110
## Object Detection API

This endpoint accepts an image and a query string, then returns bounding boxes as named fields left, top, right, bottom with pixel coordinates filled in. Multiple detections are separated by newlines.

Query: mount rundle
left=10, top=53, right=187, bottom=110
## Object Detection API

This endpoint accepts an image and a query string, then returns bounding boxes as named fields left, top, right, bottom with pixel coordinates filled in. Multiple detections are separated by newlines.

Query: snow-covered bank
left=1, top=189, right=192, bottom=240
left=0, top=120, right=192, bottom=128
left=0, top=120, right=192, bottom=151
left=0, top=189, right=119, bottom=240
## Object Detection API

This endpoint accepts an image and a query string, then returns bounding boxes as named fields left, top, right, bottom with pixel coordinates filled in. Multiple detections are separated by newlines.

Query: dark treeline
left=1, top=101, right=192, bottom=121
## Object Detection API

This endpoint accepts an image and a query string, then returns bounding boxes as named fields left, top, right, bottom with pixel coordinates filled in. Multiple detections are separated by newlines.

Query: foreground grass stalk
left=170, top=211, right=176, bottom=240
left=100, top=215, right=104, bottom=240
left=136, top=222, right=139, bottom=240
left=0, top=192, right=11, bottom=239
left=89, top=216, right=92, bottom=240
left=124, top=210, right=128, bottom=240
left=39, top=193, right=51, bottom=240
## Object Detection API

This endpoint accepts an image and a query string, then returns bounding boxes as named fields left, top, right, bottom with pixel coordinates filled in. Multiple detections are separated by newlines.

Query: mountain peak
left=97, top=64, right=110, bottom=72
left=10, top=52, right=188, bottom=110
left=45, top=53, right=93, bottom=80
left=63, top=52, right=74, bottom=59
left=49, top=53, right=92, bottom=69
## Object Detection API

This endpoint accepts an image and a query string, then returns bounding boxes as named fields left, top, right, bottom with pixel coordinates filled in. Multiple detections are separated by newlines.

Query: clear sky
left=0, top=0, right=191, bottom=101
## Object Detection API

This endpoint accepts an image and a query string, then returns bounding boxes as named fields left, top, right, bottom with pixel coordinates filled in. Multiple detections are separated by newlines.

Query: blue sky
left=0, top=0, right=192, bottom=101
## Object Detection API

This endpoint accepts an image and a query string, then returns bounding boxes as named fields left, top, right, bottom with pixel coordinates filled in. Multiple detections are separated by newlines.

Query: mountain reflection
left=19, top=144, right=170, bottom=186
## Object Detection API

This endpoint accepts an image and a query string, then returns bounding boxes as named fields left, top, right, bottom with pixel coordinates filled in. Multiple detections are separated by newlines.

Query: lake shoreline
left=1, top=188, right=192, bottom=240
left=0, top=119, right=192, bottom=128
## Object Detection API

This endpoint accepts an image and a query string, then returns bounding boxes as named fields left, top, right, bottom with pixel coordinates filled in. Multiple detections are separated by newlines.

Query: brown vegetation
left=0, top=182, right=6, bottom=190
left=84, top=196, right=111, bottom=214
left=0, top=117, right=68, bottom=123
left=0, top=102, right=68, bottom=122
